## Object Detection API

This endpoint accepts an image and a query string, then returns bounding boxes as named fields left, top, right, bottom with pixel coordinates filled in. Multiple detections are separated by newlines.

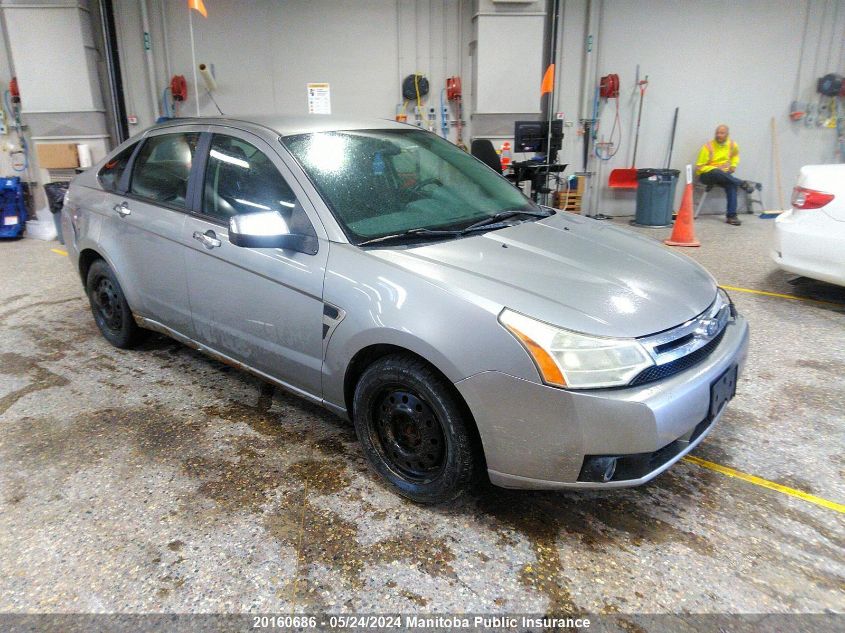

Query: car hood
left=368, top=212, right=717, bottom=338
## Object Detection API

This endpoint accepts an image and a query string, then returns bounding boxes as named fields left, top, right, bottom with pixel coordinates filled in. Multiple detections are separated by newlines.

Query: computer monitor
left=514, top=120, right=563, bottom=154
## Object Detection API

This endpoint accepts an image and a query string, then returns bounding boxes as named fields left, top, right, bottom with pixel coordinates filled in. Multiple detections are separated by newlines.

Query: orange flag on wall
left=188, top=0, right=208, bottom=18
left=540, top=64, right=555, bottom=96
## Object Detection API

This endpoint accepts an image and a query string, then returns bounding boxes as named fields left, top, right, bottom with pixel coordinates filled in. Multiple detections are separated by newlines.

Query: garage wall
left=473, top=0, right=545, bottom=115
left=112, top=0, right=843, bottom=216
left=0, top=0, right=111, bottom=210
left=5, top=4, right=98, bottom=111
left=114, top=0, right=477, bottom=138
left=0, top=8, right=19, bottom=176
left=557, top=0, right=845, bottom=215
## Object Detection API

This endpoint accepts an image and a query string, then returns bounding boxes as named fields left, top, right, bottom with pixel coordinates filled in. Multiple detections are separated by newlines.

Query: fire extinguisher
left=446, top=76, right=467, bottom=151
left=500, top=141, right=512, bottom=171
left=9, top=77, right=20, bottom=104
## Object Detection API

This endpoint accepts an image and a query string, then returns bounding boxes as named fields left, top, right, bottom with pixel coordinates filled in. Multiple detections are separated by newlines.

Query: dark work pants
left=699, top=169, right=744, bottom=217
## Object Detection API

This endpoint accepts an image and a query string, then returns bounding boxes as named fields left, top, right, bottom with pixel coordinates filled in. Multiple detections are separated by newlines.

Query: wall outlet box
left=35, top=143, right=79, bottom=169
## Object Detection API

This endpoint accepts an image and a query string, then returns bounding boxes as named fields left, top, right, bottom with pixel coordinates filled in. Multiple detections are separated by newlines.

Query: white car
left=772, top=164, right=845, bottom=287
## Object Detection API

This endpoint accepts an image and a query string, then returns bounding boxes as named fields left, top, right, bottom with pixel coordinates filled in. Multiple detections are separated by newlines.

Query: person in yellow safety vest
left=696, top=124, right=757, bottom=226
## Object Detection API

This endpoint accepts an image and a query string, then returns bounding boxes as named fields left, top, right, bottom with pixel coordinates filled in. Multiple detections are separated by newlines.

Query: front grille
left=630, top=329, right=725, bottom=386
left=653, top=333, right=694, bottom=354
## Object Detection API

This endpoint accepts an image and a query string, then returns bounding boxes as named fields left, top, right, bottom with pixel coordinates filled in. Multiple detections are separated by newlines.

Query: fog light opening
left=581, top=456, right=618, bottom=483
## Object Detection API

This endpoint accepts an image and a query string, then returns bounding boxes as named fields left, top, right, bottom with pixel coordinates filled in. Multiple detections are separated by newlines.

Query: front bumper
left=455, top=314, right=749, bottom=489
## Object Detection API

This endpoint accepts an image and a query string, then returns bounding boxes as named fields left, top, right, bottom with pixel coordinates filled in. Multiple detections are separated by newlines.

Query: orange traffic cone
left=664, top=165, right=700, bottom=247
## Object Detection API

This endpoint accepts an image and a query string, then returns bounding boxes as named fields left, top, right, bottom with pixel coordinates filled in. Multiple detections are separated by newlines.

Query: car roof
left=150, top=114, right=412, bottom=137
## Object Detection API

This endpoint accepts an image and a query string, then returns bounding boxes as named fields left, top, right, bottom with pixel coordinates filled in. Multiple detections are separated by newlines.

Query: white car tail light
left=792, top=186, right=835, bottom=209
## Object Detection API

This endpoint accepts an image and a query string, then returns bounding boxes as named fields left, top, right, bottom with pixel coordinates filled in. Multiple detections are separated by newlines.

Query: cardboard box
left=36, top=143, right=79, bottom=169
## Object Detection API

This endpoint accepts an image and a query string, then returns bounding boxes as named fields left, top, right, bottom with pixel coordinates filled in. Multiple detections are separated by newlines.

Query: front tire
left=86, top=259, right=145, bottom=349
left=352, top=354, right=478, bottom=503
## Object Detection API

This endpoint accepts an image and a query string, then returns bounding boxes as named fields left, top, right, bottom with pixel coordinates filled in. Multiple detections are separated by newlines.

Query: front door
left=182, top=129, right=328, bottom=399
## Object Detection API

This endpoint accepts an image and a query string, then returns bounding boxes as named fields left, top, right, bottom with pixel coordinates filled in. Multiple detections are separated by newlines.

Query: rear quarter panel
left=798, top=164, right=845, bottom=223
left=64, top=183, right=144, bottom=312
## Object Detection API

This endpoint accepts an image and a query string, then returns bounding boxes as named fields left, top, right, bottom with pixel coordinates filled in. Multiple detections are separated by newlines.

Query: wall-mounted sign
left=307, top=83, right=331, bottom=115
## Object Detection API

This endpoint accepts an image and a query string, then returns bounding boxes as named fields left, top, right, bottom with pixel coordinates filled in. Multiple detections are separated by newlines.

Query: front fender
left=320, top=243, right=540, bottom=410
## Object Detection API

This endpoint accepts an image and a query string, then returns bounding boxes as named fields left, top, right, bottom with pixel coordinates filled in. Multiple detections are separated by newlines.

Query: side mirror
left=228, top=211, right=317, bottom=254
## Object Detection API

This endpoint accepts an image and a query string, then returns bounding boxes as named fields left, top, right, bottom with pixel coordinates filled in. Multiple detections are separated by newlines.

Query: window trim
left=121, top=129, right=204, bottom=213
left=110, top=131, right=233, bottom=228
left=189, top=132, right=212, bottom=215
left=116, top=140, right=145, bottom=194
left=96, top=140, right=141, bottom=194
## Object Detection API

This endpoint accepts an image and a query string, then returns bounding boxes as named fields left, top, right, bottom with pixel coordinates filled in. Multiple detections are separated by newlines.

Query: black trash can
left=44, top=181, right=69, bottom=245
left=633, top=168, right=679, bottom=227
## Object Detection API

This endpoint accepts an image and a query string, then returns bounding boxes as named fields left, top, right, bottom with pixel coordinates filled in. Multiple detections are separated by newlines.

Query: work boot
left=726, top=216, right=742, bottom=226
left=741, top=180, right=756, bottom=193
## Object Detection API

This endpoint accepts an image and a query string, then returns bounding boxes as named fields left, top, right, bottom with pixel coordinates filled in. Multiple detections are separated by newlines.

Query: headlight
left=499, top=309, right=654, bottom=389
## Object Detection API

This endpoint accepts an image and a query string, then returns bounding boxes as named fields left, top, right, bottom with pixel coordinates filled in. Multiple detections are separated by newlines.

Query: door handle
left=113, top=201, right=131, bottom=217
left=193, top=230, right=222, bottom=249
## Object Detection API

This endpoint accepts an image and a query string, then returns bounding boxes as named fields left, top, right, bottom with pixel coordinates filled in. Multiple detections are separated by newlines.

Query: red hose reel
left=599, top=74, right=619, bottom=99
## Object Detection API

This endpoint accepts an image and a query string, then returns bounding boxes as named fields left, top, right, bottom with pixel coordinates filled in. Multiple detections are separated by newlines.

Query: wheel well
left=78, top=248, right=103, bottom=284
left=343, top=344, right=487, bottom=472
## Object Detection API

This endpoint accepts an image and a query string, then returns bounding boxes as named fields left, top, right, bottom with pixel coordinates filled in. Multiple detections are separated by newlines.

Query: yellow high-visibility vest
left=696, top=139, right=739, bottom=174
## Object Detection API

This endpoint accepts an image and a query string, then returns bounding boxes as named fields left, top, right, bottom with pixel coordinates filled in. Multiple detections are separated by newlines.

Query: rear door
left=182, top=127, right=329, bottom=399
left=100, top=127, right=204, bottom=335
left=83, top=141, right=143, bottom=304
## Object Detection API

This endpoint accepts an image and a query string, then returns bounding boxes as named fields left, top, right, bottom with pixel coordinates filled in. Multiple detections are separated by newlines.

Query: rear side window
left=98, top=142, right=137, bottom=191
left=130, top=133, right=200, bottom=208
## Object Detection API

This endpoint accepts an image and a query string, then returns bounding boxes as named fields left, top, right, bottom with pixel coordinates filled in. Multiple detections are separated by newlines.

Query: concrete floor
left=0, top=214, right=843, bottom=619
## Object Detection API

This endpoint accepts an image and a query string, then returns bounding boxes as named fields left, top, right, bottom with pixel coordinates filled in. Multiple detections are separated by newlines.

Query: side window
left=98, top=142, right=137, bottom=191
left=202, top=134, right=316, bottom=236
left=129, top=132, right=200, bottom=208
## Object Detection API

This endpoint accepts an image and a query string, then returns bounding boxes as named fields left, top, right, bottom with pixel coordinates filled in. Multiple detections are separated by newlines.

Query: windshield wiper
left=357, top=208, right=554, bottom=247
left=460, top=208, right=553, bottom=233
left=357, top=227, right=461, bottom=247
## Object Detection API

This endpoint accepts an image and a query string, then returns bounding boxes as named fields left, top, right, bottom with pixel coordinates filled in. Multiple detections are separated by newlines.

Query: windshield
left=282, top=129, right=539, bottom=244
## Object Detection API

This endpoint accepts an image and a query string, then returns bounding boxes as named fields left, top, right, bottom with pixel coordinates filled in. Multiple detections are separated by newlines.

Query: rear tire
left=85, top=259, right=145, bottom=349
left=352, top=354, right=478, bottom=503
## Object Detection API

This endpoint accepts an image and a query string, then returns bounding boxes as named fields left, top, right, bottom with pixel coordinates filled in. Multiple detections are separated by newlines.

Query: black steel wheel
left=371, top=388, right=446, bottom=483
left=353, top=354, right=479, bottom=503
left=86, top=259, right=145, bottom=349
left=92, top=276, right=123, bottom=332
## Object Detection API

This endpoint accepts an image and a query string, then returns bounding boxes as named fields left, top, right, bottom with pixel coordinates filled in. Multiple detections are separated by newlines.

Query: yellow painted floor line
left=720, top=284, right=843, bottom=307
left=50, top=248, right=68, bottom=257
left=683, top=455, right=845, bottom=514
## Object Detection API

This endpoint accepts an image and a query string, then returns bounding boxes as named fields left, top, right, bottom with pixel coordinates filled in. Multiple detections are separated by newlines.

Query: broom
left=760, top=117, right=787, bottom=218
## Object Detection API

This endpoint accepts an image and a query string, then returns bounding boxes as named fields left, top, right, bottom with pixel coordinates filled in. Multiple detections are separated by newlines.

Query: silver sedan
left=62, top=116, right=749, bottom=503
